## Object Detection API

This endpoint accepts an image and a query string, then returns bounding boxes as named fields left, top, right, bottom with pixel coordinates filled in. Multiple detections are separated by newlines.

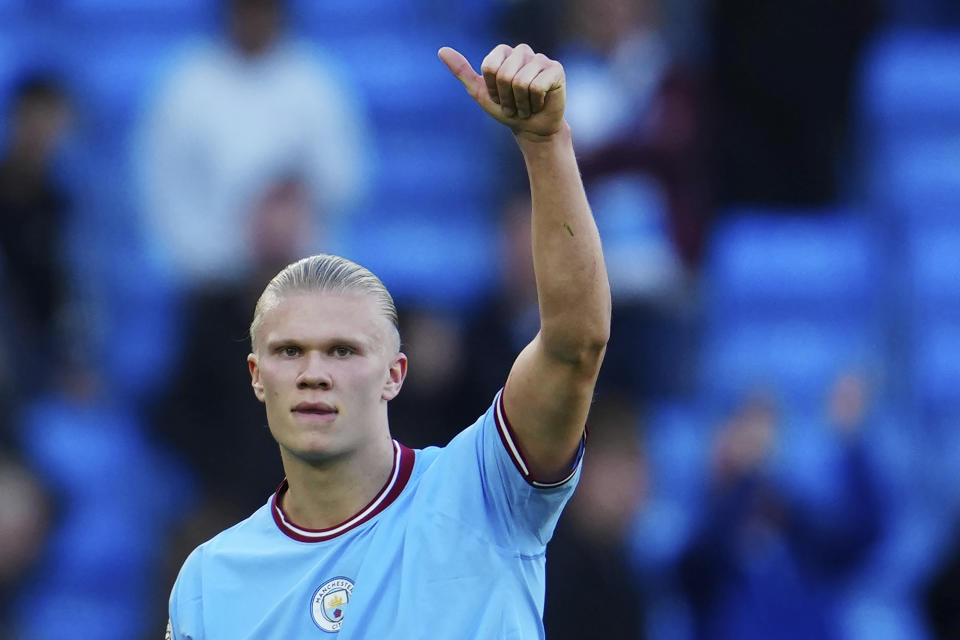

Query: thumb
left=438, top=46, right=478, bottom=89
left=437, top=46, right=491, bottom=107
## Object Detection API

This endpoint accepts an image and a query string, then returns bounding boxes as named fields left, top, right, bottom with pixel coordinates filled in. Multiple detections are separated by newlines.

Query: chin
left=283, top=434, right=354, bottom=466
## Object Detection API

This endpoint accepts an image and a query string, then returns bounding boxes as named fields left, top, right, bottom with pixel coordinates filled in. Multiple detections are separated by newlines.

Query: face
left=13, top=99, right=70, bottom=165
left=248, top=291, right=406, bottom=466
left=228, top=0, right=282, bottom=56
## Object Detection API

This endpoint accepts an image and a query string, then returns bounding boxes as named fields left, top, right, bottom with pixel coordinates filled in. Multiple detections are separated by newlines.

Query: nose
left=296, top=352, right=332, bottom=389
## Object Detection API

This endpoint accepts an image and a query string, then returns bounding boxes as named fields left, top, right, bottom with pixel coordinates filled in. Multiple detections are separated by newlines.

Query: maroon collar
left=271, top=441, right=415, bottom=543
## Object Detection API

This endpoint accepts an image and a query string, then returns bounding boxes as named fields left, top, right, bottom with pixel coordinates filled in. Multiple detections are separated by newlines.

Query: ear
left=382, top=351, right=408, bottom=402
left=248, top=353, right=266, bottom=403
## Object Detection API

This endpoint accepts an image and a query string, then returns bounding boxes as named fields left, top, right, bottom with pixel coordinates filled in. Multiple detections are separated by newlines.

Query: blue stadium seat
left=15, top=395, right=186, bottom=639
left=869, top=133, right=960, bottom=211
left=905, top=225, right=960, bottom=412
left=65, top=30, right=199, bottom=136
left=859, top=29, right=960, bottom=133
left=699, top=212, right=883, bottom=406
left=56, top=0, right=212, bottom=23
left=374, top=127, right=495, bottom=209
left=292, top=0, right=417, bottom=36
left=703, top=212, right=881, bottom=326
left=858, top=29, right=960, bottom=212
left=340, top=213, right=496, bottom=309
left=316, top=32, right=489, bottom=125
left=913, top=324, right=960, bottom=411
left=699, top=321, right=878, bottom=407
left=907, top=224, right=960, bottom=315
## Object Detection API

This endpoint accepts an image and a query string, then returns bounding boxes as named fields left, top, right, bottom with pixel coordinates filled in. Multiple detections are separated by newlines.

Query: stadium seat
left=65, top=30, right=201, bottom=137
left=912, top=324, right=960, bottom=411
left=700, top=321, right=879, bottom=407
left=340, top=214, right=496, bottom=309
left=15, top=395, right=187, bottom=639
left=859, top=28, right=960, bottom=132
left=868, top=133, right=960, bottom=211
left=858, top=29, right=960, bottom=211
left=56, top=0, right=211, bottom=23
left=374, top=127, right=494, bottom=209
left=703, top=211, right=881, bottom=326
left=292, top=0, right=416, bottom=36
left=906, top=224, right=960, bottom=314
left=699, top=212, right=883, bottom=407
left=903, top=224, right=960, bottom=412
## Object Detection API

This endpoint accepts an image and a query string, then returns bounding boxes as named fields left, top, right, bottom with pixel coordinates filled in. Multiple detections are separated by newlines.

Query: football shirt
left=168, top=389, right=583, bottom=639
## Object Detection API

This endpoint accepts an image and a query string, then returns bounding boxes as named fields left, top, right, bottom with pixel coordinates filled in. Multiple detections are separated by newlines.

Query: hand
left=438, top=44, right=566, bottom=141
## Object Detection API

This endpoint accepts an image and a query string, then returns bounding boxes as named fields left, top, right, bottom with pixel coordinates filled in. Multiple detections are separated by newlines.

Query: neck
left=279, top=435, right=396, bottom=530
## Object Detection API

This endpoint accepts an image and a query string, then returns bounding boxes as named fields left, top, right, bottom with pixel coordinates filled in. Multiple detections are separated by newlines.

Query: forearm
left=517, top=123, right=611, bottom=364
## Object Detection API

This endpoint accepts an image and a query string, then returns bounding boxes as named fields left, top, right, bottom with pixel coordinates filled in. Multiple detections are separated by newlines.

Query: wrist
left=513, top=120, right=572, bottom=151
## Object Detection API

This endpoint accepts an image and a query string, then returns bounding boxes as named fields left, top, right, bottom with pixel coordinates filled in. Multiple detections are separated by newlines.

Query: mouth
left=291, top=402, right=339, bottom=416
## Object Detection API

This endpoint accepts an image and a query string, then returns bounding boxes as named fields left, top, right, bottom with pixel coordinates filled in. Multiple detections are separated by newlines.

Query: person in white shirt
left=136, top=0, right=371, bottom=287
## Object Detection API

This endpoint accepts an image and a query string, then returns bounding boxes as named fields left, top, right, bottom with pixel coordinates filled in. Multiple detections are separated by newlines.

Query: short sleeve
left=169, top=547, right=205, bottom=640
left=420, top=389, right=584, bottom=554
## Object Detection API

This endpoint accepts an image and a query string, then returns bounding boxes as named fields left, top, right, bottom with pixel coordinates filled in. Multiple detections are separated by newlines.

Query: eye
left=280, top=345, right=302, bottom=358
left=332, top=346, right=354, bottom=358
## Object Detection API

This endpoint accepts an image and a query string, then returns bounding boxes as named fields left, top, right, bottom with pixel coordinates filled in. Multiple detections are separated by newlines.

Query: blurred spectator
left=0, top=74, right=74, bottom=400
left=135, top=0, right=371, bottom=289
left=141, top=0, right=375, bottom=576
left=511, top=0, right=702, bottom=399
left=150, top=174, right=315, bottom=519
left=708, top=0, right=879, bottom=206
left=0, top=451, right=53, bottom=637
left=560, top=0, right=710, bottom=268
left=545, top=393, right=649, bottom=639
left=387, top=306, right=478, bottom=449
left=8, top=343, right=187, bottom=639
left=457, top=190, right=541, bottom=410
left=924, top=514, right=960, bottom=639
left=676, top=378, right=882, bottom=640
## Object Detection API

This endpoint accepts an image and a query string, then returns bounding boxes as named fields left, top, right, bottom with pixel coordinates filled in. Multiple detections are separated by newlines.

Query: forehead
left=259, top=291, right=390, bottom=346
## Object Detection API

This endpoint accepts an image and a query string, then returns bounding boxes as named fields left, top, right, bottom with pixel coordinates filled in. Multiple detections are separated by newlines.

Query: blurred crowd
left=1, top=0, right=960, bottom=638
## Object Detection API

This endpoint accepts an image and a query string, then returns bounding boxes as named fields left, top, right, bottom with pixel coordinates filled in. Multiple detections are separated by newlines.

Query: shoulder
left=146, top=38, right=231, bottom=115
left=178, top=501, right=277, bottom=575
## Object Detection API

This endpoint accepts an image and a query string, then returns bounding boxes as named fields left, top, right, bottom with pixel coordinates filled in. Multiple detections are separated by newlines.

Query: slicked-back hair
left=249, top=254, right=399, bottom=351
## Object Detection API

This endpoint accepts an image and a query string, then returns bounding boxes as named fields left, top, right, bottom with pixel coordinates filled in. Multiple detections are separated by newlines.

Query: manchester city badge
left=311, top=577, right=355, bottom=632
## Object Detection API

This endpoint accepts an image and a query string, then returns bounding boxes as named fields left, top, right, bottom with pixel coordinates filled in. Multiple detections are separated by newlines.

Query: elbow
left=542, top=321, right=610, bottom=370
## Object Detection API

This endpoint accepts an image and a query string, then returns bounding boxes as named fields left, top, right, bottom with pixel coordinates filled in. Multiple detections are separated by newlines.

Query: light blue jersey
left=168, top=390, right=583, bottom=639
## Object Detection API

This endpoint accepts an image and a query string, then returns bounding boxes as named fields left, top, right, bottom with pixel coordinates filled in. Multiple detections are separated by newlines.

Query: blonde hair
left=250, top=254, right=399, bottom=351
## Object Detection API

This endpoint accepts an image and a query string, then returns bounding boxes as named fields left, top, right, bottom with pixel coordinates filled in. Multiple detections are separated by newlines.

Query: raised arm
left=439, top=44, right=611, bottom=482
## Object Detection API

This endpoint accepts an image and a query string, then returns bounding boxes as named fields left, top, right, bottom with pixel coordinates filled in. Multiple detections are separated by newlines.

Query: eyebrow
left=264, top=336, right=368, bottom=351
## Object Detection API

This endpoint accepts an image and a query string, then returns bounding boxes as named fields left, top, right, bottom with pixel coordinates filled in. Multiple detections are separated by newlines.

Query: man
left=138, top=0, right=369, bottom=287
left=167, top=43, right=610, bottom=639
left=0, top=74, right=74, bottom=399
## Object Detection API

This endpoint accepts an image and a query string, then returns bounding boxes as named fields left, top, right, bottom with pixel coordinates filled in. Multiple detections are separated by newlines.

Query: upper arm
left=502, top=330, right=605, bottom=483
left=169, top=548, right=205, bottom=640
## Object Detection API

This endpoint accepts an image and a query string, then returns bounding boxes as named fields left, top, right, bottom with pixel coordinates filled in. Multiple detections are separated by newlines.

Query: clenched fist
left=438, top=44, right=566, bottom=141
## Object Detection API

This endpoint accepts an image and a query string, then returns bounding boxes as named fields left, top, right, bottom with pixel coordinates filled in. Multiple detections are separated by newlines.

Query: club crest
left=311, top=577, right=355, bottom=632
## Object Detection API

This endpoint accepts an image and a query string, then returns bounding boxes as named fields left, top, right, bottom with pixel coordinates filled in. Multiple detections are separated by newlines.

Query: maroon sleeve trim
left=492, top=388, right=584, bottom=489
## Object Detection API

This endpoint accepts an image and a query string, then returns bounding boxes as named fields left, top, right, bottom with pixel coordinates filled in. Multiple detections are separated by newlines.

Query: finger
left=439, top=45, right=500, bottom=113
left=479, top=44, right=512, bottom=105
left=511, top=54, right=550, bottom=118
left=438, top=46, right=481, bottom=91
left=528, top=61, right=565, bottom=114
left=496, top=44, right=534, bottom=117
left=439, top=45, right=509, bottom=120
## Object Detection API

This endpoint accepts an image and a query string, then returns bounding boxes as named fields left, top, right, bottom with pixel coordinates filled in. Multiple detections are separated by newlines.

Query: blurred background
left=1, top=0, right=960, bottom=638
